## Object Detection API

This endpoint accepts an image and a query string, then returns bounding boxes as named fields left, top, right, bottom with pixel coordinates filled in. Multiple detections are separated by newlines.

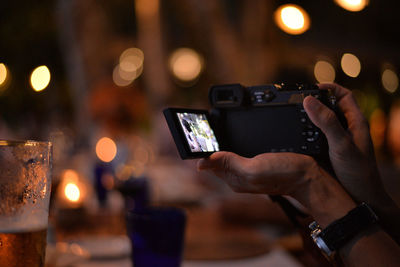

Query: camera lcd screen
left=163, top=108, right=220, bottom=159
left=176, top=112, right=219, bottom=153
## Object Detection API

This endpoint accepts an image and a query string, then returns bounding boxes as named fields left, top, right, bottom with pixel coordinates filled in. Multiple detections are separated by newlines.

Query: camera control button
left=307, top=130, right=314, bottom=137
left=306, top=124, right=314, bottom=129
left=301, top=145, right=308, bottom=150
left=306, top=137, right=316, bottom=142
left=300, top=117, right=307, bottom=123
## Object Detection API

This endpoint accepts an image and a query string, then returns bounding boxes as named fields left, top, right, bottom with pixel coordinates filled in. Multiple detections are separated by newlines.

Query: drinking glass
left=0, top=140, right=52, bottom=267
left=126, top=207, right=186, bottom=267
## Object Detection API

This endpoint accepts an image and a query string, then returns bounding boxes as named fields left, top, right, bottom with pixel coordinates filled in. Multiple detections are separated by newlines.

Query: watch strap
left=319, top=203, right=379, bottom=251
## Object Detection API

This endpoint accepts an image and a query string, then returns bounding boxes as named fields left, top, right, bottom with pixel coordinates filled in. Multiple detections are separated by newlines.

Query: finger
left=197, top=151, right=257, bottom=192
left=336, top=93, right=372, bottom=155
left=197, top=151, right=247, bottom=173
left=318, top=83, right=366, bottom=127
left=303, top=95, right=351, bottom=149
left=318, top=83, right=372, bottom=156
left=318, top=83, right=350, bottom=101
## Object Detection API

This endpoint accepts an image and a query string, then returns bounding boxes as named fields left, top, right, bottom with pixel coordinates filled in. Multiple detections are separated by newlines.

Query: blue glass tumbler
left=126, top=207, right=186, bottom=267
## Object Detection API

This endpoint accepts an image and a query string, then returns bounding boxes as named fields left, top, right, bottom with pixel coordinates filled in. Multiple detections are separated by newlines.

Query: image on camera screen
left=177, top=112, right=220, bottom=153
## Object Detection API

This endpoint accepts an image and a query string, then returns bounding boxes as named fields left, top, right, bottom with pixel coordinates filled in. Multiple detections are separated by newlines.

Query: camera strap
left=269, top=195, right=308, bottom=227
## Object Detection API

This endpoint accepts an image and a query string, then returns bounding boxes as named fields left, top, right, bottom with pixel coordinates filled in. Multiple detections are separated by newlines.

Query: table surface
left=48, top=204, right=305, bottom=267
left=72, top=249, right=303, bottom=267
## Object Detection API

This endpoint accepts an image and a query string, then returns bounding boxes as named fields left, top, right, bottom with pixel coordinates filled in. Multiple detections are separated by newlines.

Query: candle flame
left=64, top=183, right=81, bottom=202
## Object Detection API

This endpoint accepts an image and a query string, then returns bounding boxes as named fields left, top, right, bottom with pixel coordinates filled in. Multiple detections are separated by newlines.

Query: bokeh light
left=30, top=65, right=51, bottom=92
left=64, top=183, right=81, bottom=202
left=0, top=63, right=8, bottom=86
left=120, top=48, right=144, bottom=72
left=113, top=48, right=144, bottom=87
left=274, top=4, right=310, bottom=35
left=314, top=61, right=336, bottom=83
left=96, top=137, right=117, bottom=162
left=341, top=53, right=361, bottom=78
left=369, top=108, right=386, bottom=149
left=61, top=169, right=84, bottom=205
left=334, top=0, right=368, bottom=12
left=169, top=48, right=203, bottom=82
left=382, top=69, right=399, bottom=93
left=135, top=0, right=159, bottom=17
left=113, top=65, right=133, bottom=87
left=387, top=103, right=400, bottom=163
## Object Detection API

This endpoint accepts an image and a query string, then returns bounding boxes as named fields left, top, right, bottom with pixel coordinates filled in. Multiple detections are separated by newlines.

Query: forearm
left=340, top=225, right=400, bottom=267
left=290, top=165, right=357, bottom=228
left=291, top=170, right=400, bottom=266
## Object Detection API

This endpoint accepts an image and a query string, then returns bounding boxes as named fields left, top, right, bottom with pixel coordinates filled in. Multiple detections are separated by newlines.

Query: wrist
left=291, top=164, right=356, bottom=227
left=310, top=202, right=380, bottom=260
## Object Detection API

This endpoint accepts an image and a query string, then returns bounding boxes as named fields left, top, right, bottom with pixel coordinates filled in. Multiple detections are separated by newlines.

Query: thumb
left=197, top=151, right=237, bottom=171
left=303, top=96, right=350, bottom=148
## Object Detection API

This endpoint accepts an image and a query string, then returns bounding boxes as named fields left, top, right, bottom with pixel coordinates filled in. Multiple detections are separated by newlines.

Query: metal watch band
left=319, top=202, right=379, bottom=251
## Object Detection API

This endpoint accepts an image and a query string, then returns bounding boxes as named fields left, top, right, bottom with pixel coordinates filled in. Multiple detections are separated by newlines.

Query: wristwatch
left=309, top=203, right=379, bottom=259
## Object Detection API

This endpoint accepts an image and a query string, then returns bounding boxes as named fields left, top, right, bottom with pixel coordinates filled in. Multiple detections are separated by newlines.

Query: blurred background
left=1, top=0, right=400, bottom=266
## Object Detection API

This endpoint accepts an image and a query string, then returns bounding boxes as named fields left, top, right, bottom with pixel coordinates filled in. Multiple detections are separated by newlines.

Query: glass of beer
left=0, top=140, right=52, bottom=267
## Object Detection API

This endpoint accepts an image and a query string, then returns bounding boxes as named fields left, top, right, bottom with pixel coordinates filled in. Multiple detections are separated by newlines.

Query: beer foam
left=0, top=208, right=49, bottom=232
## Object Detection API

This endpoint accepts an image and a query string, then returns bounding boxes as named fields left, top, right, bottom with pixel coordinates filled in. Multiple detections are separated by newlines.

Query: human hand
left=197, top=151, right=356, bottom=227
left=303, top=83, right=385, bottom=205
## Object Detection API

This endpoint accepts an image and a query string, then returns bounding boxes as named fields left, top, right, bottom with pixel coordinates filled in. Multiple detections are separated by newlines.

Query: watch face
left=314, top=236, right=334, bottom=258
left=310, top=222, right=335, bottom=259
left=308, top=203, right=378, bottom=261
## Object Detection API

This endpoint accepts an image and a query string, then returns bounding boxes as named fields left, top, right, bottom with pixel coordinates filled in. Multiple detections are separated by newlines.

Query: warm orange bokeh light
left=96, top=137, right=117, bottom=162
left=64, top=183, right=81, bottom=202
left=335, top=0, right=368, bottom=12
left=369, top=109, right=386, bottom=150
left=0, top=63, right=8, bottom=86
left=30, top=65, right=51, bottom=92
left=113, top=47, right=144, bottom=87
left=382, top=69, right=399, bottom=93
left=341, top=53, right=361, bottom=78
left=169, top=48, right=203, bottom=82
left=274, top=4, right=310, bottom=35
left=314, top=61, right=336, bottom=83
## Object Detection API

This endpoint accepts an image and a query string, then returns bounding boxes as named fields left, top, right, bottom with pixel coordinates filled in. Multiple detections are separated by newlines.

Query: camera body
left=209, top=83, right=343, bottom=160
left=164, top=82, right=345, bottom=161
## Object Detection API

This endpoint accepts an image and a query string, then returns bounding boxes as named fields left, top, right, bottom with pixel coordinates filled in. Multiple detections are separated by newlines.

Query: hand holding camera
left=197, top=83, right=400, bottom=265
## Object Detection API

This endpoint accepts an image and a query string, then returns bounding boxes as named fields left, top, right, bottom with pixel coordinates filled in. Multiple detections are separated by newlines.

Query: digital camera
left=164, top=83, right=345, bottom=161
